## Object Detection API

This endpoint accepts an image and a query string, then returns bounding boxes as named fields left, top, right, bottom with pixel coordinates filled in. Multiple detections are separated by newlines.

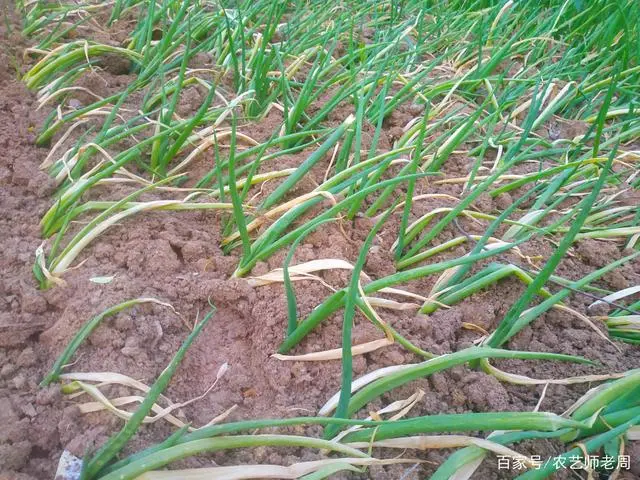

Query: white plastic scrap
left=54, top=450, right=82, bottom=480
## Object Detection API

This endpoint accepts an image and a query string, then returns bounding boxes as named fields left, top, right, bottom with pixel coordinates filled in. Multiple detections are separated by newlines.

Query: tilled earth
left=1, top=3, right=640, bottom=479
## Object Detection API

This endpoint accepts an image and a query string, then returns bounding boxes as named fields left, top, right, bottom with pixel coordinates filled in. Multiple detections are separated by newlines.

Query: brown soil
left=1, top=4, right=640, bottom=480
